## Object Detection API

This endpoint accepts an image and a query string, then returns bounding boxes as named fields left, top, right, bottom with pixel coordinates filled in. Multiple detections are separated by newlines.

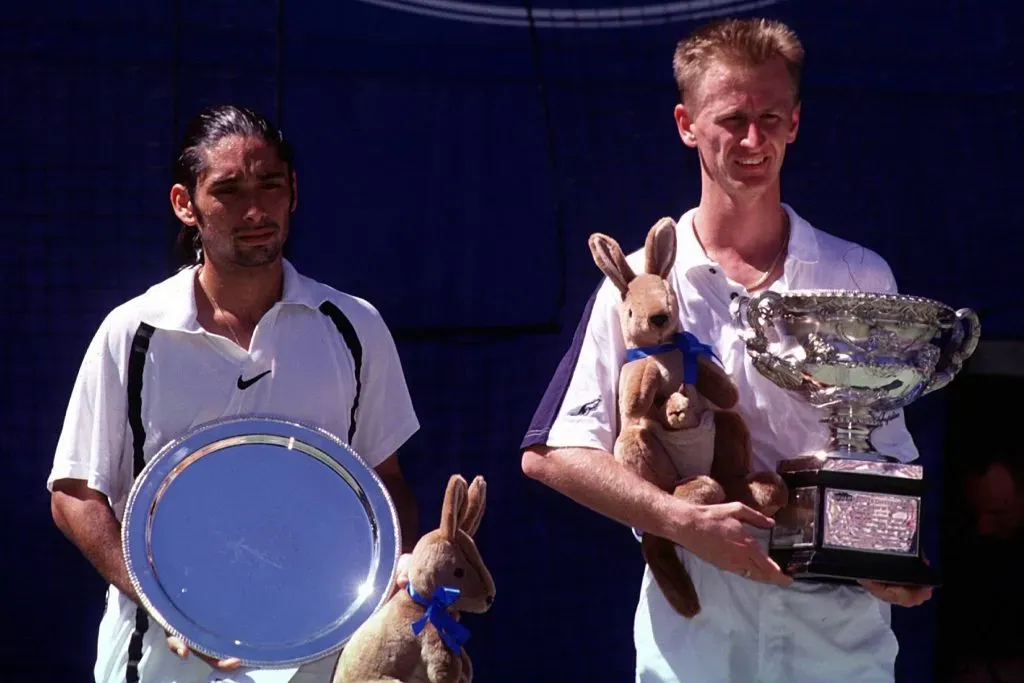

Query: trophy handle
left=923, top=307, right=980, bottom=395
left=741, top=290, right=778, bottom=352
left=734, top=291, right=806, bottom=391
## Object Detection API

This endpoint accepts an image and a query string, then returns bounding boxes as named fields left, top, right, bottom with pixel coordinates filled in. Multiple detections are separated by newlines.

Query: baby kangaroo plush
left=333, top=474, right=495, bottom=683
left=589, top=217, right=787, bottom=618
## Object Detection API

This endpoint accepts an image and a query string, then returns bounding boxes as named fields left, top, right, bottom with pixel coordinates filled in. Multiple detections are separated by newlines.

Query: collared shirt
left=47, top=259, right=419, bottom=683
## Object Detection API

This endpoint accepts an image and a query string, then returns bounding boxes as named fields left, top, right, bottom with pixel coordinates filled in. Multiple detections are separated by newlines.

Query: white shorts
left=633, top=529, right=899, bottom=683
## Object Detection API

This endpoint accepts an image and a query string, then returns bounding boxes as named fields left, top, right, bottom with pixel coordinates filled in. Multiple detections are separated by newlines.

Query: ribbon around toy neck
left=407, top=584, right=471, bottom=655
left=624, top=331, right=721, bottom=381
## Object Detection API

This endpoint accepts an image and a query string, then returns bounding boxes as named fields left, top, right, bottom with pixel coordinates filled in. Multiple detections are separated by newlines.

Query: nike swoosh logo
left=237, top=370, right=271, bottom=390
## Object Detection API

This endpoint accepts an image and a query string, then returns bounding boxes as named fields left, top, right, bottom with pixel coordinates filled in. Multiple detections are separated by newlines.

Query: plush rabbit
left=332, top=474, right=495, bottom=683
left=589, top=217, right=788, bottom=618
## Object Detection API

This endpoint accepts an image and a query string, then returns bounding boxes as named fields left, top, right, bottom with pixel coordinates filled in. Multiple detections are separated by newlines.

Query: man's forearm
left=51, top=492, right=140, bottom=606
left=521, top=446, right=691, bottom=543
left=380, top=474, right=420, bottom=553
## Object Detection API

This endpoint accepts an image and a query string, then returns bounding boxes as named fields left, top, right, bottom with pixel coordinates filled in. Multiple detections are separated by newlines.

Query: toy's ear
left=588, top=233, right=635, bottom=295
left=645, top=218, right=677, bottom=279
left=461, top=476, right=487, bottom=537
left=696, top=355, right=739, bottom=409
left=440, top=475, right=469, bottom=540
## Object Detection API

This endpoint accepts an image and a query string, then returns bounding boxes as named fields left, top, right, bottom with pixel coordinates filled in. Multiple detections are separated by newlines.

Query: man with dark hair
left=522, top=17, right=931, bottom=683
left=48, top=104, right=421, bottom=683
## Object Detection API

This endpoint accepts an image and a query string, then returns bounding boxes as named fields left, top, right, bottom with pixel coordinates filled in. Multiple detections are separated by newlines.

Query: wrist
left=657, top=496, right=702, bottom=546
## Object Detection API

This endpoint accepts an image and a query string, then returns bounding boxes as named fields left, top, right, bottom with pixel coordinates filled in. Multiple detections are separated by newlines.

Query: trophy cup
left=730, top=290, right=980, bottom=586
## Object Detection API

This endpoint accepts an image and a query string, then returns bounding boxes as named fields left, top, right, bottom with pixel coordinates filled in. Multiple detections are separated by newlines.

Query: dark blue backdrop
left=4, top=1, right=1023, bottom=681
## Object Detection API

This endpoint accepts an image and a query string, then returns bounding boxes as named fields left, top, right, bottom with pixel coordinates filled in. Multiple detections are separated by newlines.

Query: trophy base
left=771, top=547, right=941, bottom=586
left=769, top=454, right=940, bottom=588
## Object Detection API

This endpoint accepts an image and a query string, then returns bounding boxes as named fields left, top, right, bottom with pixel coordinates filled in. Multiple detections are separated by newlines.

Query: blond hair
left=673, top=17, right=804, bottom=108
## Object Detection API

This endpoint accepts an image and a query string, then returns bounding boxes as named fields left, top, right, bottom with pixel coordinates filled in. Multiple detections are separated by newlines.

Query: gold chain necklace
left=693, top=212, right=791, bottom=292
left=745, top=231, right=789, bottom=291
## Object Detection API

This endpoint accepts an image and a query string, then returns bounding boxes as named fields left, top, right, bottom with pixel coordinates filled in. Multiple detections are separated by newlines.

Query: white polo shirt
left=522, top=204, right=917, bottom=683
left=48, top=259, right=419, bottom=683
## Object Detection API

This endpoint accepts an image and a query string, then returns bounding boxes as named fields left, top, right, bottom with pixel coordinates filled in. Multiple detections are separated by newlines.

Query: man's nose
left=244, top=203, right=269, bottom=224
left=241, top=189, right=270, bottom=222
left=741, top=122, right=763, bottom=148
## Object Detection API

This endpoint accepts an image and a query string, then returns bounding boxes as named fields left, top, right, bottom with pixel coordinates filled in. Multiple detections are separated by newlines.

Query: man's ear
left=289, top=169, right=298, bottom=213
left=170, top=184, right=198, bottom=226
left=675, top=104, right=698, bottom=149
left=787, top=101, right=801, bottom=144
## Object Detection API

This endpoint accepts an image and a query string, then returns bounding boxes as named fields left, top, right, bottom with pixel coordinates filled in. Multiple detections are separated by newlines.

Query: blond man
left=521, top=17, right=931, bottom=683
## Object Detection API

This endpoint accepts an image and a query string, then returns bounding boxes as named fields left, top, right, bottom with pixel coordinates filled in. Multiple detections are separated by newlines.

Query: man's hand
left=396, top=552, right=411, bottom=587
left=386, top=552, right=413, bottom=599
left=857, top=554, right=934, bottom=607
left=677, top=501, right=794, bottom=587
left=856, top=580, right=933, bottom=607
left=166, top=634, right=241, bottom=671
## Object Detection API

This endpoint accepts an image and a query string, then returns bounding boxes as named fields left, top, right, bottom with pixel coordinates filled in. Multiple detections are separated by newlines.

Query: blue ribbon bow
left=408, top=584, right=471, bottom=655
left=624, top=331, right=721, bottom=381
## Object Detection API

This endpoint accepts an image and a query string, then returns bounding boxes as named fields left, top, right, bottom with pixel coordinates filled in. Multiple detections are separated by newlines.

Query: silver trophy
left=730, top=290, right=980, bottom=586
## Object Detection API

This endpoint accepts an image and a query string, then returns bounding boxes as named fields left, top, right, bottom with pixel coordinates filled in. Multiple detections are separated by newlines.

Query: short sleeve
left=521, top=280, right=624, bottom=454
left=349, top=313, right=420, bottom=468
left=47, top=314, right=130, bottom=499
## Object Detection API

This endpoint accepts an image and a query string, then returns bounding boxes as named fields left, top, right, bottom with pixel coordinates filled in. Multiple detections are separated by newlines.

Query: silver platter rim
left=120, top=413, right=401, bottom=668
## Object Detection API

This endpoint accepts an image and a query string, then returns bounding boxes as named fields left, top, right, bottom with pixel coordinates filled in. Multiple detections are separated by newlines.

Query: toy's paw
left=664, top=393, right=699, bottom=429
left=747, top=471, right=789, bottom=516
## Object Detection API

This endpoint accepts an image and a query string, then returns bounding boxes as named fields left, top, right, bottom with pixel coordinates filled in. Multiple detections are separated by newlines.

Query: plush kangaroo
left=589, top=217, right=788, bottom=618
left=332, top=474, right=495, bottom=683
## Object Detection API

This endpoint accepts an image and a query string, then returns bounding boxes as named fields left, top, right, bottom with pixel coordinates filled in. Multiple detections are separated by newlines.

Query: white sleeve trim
left=46, top=460, right=114, bottom=499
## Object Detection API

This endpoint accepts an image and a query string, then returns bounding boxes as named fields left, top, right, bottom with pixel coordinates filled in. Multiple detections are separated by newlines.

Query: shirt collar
left=141, top=258, right=325, bottom=331
left=675, top=202, right=820, bottom=276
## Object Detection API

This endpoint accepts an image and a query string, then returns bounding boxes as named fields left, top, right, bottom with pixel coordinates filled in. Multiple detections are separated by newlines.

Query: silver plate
left=122, top=415, right=400, bottom=668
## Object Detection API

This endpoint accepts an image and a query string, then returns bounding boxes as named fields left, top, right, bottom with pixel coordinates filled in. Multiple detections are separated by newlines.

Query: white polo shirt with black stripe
left=47, top=258, right=419, bottom=683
